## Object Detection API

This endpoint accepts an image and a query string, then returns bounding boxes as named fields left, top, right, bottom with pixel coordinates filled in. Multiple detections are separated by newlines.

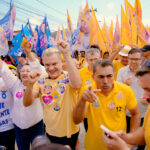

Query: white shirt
left=0, top=78, right=14, bottom=132
left=0, top=63, right=43, bottom=129
left=117, top=65, right=148, bottom=117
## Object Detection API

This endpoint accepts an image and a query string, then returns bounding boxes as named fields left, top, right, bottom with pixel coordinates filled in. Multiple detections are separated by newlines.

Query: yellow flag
left=121, top=5, right=132, bottom=46
left=109, top=20, right=113, bottom=45
left=90, top=7, right=107, bottom=53
left=130, top=12, right=137, bottom=46
left=102, top=20, right=112, bottom=52
left=55, top=26, right=61, bottom=42
left=135, top=0, right=142, bottom=20
left=67, top=10, right=73, bottom=32
left=62, top=25, right=67, bottom=41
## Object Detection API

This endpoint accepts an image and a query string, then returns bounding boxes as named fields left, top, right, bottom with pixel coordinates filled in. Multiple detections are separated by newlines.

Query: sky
left=0, top=0, right=150, bottom=32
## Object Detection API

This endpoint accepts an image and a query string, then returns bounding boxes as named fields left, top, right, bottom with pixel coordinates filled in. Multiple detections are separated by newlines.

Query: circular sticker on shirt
left=108, top=102, right=116, bottom=110
left=38, top=78, right=45, bottom=84
left=54, top=104, right=61, bottom=111
left=42, top=95, right=53, bottom=105
left=43, top=85, right=53, bottom=95
left=51, top=91, right=59, bottom=100
left=16, top=92, right=23, bottom=99
left=86, top=80, right=92, bottom=85
left=58, top=85, right=65, bottom=94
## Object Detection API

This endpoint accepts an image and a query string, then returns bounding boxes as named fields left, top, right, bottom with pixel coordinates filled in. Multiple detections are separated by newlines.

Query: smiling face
left=93, top=65, right=114, bottom=96
left=20, top=65, right=30, bottom=85
left=42, top=53, right=63, bottom=79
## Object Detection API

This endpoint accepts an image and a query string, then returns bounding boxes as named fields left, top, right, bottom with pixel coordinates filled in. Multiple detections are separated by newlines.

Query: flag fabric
left=62, top=25, right=67, bottom=41
left=113, top=16, right=120, bottom=49
left=0, top=27, right=9, bottom=56
left=10, top=20, right=33, bottom=62
left=0, top=0, right=16, bottom=40
left=76, top=2, right=90, bottom=51
left=135, top=0, right=142, bottom=20
left=90, top=7, right=107, bottom=53
left=137, top=16, right=149, bottom=46
left=102, top=20, right=112, bottom=53
left=120, top=5, right=132, bottom=46
left=109, top=20, right=113, bottom=45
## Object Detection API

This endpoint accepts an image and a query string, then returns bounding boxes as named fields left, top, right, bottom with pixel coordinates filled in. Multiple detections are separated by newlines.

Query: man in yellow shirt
left=79, top=47, right=100, bottom=131
left=73, top=59, right=140, bottom=150
left=109, top=45, right=131, bottom=80
left=102, top=59, right=150, bottom=150
left=23, top=41, right=82, bottom=150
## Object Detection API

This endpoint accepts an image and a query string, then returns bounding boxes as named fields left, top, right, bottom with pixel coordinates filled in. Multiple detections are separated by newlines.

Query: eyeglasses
left=128, top=58, right=142, bottom=61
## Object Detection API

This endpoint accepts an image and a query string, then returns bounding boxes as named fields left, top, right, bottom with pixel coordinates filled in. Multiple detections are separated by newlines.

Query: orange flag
left=109, top=20, right=113, bottom=45
left=67, top=10, right=73, bottom=32
left=120, top=5, right=132, bottom=46
left=90, top=7, right=107, bottom=53
left=55, top=26, right=62, bottom=42
left=113, top=16, right=120, bottom=49
left=102, top=20, right=112, bottom=52
left=62, top=25, right=67, bottom=41
left=135, top=0, right=142, bottom=20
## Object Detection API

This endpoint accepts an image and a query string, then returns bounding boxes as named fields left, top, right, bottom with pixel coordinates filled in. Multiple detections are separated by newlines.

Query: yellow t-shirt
left=33, top=72, right=79, bottom=138
left=79, top=66, right=96, bottom=97
left=113, top=60, right=125, bottom=80
left=143, top=105, right=150, bottom=150
left=84, top=81, right=137, bottom=150
left=79, top=57, right=87, bottom=69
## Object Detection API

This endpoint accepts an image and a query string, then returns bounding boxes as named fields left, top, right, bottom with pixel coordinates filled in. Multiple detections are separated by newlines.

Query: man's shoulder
left=115, top=81, right=133, bottom=92
left=80, top=66, right=88, bottom=73
left=118, top=65, right=129, bottom=73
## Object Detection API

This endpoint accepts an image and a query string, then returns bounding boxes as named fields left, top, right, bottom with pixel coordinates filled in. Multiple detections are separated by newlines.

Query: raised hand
left=80, top=86, right=101, bottom=103
left=57, top=40, right=70, bottom=56
left=124, top=76, right=132, bottom=86
left=28, top=70, right=41, bottom=85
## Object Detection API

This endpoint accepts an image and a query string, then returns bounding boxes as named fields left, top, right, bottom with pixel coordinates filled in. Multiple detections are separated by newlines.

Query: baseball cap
left=141, top=45, right=150, bottom=52
left=119, top=45, right=131, bottom=57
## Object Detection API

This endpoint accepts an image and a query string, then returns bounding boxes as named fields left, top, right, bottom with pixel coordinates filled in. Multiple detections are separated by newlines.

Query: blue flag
left=0, top=0, right=16, bottom=40
left=10, top=20, right=33, bottom=63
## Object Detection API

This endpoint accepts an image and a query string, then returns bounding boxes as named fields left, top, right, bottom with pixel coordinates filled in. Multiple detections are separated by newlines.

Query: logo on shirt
left=92, top=101, right=100, bottom=107
left=42, top=95, right=53, bottom=105
left=0, top=87, right=7, bottom=99
left=38, top=78, right=45, bottom=84
left=16, top=92, right=23, bottom=99
left=43, top=85, right=53, bottom=95
left=85, top=80, right=92, bottom=85
left=115, top=92, right=125, bottom=100
left=58, top=85, right=65, bottom=94
left=108, top=101, right=116, bottom=110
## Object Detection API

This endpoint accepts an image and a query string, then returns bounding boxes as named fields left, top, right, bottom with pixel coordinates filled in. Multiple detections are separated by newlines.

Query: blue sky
left=0, top=0, right=150, bottom=32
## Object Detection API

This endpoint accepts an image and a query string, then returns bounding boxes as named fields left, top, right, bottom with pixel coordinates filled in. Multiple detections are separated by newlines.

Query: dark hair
left=128, top=48, right=142, bottom=56
left=90, top=44, right=100, bottom=50
left=136, top=59, right=150, bottom=76
left=93, top=59, right=114, bottom=73
left=141, top=45, right=150, bottom=52
left=103, top=52, right=109, bottom=55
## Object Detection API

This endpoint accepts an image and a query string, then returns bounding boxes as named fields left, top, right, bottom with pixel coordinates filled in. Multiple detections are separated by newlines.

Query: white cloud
left=106, top=2, right=115, bottom=11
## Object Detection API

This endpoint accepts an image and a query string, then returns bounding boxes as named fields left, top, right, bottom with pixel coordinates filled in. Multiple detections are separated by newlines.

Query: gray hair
left=42, top=48, right=62, bottom=60
left=85, top=48, right=100, bottom=60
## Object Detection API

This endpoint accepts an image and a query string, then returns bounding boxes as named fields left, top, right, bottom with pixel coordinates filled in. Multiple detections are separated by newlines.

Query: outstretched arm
left=57, top=41, right=82, bottom=89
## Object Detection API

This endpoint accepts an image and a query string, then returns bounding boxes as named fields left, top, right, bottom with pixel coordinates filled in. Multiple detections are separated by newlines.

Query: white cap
left=119, top=45, right=131, bottom=57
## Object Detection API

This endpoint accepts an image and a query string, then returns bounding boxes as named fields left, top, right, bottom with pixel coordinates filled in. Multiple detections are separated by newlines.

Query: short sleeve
left=126, top=87, right=137, bottom=110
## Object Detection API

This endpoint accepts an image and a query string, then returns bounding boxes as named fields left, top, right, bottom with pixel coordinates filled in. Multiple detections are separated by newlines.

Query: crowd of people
left=0, top=39, right=150, bottom=150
